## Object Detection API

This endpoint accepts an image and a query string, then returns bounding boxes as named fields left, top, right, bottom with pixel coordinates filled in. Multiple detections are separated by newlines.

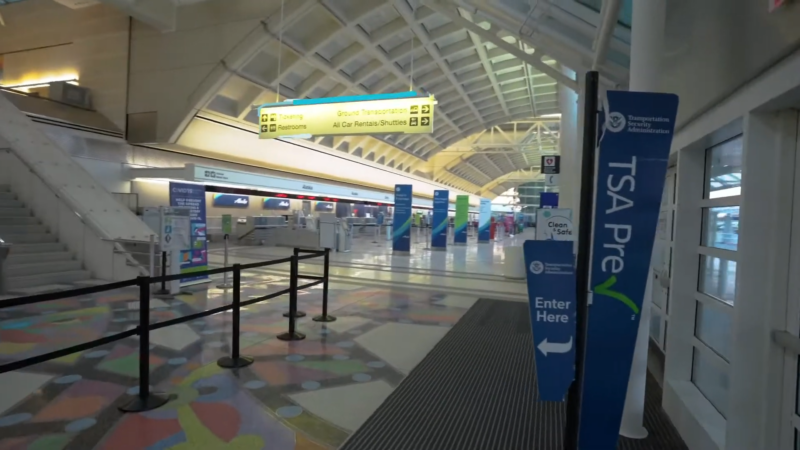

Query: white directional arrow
left=537, top=337, right=573, bottom=356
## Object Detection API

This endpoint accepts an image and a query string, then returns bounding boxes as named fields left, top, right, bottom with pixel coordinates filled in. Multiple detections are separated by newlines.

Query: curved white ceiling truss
left=189, top=0, right=630, bottom=198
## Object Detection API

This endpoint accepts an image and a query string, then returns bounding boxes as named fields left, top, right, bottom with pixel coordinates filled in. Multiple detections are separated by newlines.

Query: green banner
left=455, top=195, right=469, bottom=244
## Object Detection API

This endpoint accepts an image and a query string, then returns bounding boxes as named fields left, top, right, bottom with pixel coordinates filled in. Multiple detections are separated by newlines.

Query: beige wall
left=0, top=0, right=130, bottom=130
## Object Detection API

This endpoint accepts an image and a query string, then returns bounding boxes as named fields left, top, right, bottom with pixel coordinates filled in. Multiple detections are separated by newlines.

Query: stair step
left=6, top=260, right=82, bottom=277
left=0, top=233, right=57, bottom=244
left=0, top=192, right=16, bottom=201
left=0, top=199, right=23, bottom=208
left=0, top=224, right=47, bottom=235
left=7, top=251, right=73, bottom=264
left=4, top=243, right=65, bottom=253
left=0, top=207, right=31, bottom=217
left=0, top=217, right=39, bottom=226
left=7, top=270, right=92, bottom=291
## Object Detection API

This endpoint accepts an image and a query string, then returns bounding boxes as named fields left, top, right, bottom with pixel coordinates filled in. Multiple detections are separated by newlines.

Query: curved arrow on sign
left=537, top=337, right=573, bottom=356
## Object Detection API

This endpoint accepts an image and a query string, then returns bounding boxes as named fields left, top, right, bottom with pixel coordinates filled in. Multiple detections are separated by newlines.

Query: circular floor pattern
left=301, top=381, right=320, bottom=390
left=336, top=341, right=354, bottom=348
left=285, top=354, right=305, bottom=362
left=65, top=418, right=96, bottom=433
left=168, top=357, right=188, bottom=365
left=352, top=373, right=372, bottom=383
left=244, top=380, right=267, bottom=390
left=0, top=413, right=32, bottom=427
left=276, top=406, right=303, bottom=419
left=54, top=374, right=82, bottom=384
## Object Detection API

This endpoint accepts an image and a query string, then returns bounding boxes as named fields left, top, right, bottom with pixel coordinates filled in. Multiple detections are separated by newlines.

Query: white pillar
left=620, top=0, right=667, bottom=439
left=558, top=66, right=581, bottom=249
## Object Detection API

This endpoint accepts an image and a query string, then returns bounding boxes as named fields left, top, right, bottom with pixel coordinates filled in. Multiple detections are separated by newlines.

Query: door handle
left=773, top=330, right=800, bottom=356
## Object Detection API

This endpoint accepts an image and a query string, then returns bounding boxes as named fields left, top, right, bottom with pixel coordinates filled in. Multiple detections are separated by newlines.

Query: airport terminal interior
left=0, top=0, right=798, bottom=449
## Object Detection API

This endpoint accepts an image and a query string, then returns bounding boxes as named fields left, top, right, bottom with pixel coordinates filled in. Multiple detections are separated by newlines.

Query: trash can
left=504, top=245, right=526, bottom=280
left=0, top=241, right=11, bottom=295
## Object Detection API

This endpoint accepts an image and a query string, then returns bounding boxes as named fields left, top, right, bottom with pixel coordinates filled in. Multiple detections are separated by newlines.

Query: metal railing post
left=313, top=248, right=336, bottom=322
left=119, top=276, right=169, bottom=412
left=216, top=235, right=233, bottom=289
left=283, top=248, right=306, bottom=318
left=278, top=255, right=306, bottom=341
left=155, top=251, right=169, bottom=295
left=217, top=264, right=254, bottom=368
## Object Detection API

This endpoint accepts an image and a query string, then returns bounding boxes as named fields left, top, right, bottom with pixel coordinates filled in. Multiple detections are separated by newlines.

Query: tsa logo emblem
left=530, top=261, right=544, bottom=275
left=606, top=112, right=626, bottom=132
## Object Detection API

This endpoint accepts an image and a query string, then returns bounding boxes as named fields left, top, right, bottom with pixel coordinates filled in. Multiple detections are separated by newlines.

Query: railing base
left=216, top=283, right=233, bottom=289
left=277, top=331, right=306, bottom=341
left=118, top=392, right=170, bottom=413
left=217, top=355, right=254, bottom=369
left=283, top=311, right=306, bottom=318
left=313, top=314, right=336, bottom=322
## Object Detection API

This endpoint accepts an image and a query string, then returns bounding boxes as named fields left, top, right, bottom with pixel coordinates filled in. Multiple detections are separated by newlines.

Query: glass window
left=705, top=137, right=743, bottom=199
left=695, top=301, right=732, bottom=361
left=698, top=255, right=737, bottom=305
left=702, top=206, right=740, bottom=251
left=692, top=349, right=729, bottom=417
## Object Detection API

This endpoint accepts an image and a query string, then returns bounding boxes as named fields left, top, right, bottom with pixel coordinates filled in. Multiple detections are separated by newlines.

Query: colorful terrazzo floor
left=0, top=272, right=478, bottom=449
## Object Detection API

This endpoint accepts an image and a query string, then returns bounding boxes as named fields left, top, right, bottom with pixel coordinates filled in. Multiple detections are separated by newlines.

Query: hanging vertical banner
left=432, top=190, right=449, bottom=249
left=454, top=195, right=469, bottom=244
left=392, top=184, right=412, bottom=253
left=523, top=240, right=576, bottom=401
left=169, top=182, right=209, bottom=284
left=578, top=91, right=679, bottom=449
left=478, top=199, right=491, bottom=242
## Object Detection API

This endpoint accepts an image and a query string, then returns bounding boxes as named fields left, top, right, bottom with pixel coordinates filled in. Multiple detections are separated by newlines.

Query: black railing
left=0, top=247, right=333, bottom=413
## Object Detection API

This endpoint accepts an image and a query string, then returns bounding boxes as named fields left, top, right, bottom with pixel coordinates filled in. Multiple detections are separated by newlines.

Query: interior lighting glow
left=1, top=75, right=80, bottom=92
left=709, top=187, right=741, bottom=199
left=539, top=113, right=562, bottom=118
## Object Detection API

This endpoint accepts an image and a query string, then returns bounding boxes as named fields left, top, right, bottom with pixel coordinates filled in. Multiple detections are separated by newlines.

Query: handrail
left=0, top=247, right=334, bottom=413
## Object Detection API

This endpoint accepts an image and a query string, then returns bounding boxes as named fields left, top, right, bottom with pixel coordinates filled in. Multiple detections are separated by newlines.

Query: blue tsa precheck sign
left=523, top=240, right=576, bottom=402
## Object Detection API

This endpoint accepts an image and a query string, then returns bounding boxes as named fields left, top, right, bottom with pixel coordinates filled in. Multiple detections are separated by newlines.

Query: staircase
left=0, top=185, right=91, bottom=292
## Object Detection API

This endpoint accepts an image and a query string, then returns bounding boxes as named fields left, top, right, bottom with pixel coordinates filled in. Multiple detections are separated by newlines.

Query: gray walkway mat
left=340, top=298, right=686, bottom=450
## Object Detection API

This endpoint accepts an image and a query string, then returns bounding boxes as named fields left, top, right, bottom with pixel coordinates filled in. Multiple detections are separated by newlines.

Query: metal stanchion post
left=119, top=277, right=169, bottom=412
left=278, top=255, right=306, bottom=341
left=313, top=248, right=336, bottom=322
left=155, top=251, right=169, bottom=295
left=218, top=264, right=254, bottom=368
left=216, top=234, right=233, bottom=289
left=283, top=248, right=306, bottom=318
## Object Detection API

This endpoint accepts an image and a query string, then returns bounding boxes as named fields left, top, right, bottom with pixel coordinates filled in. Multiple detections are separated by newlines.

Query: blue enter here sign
left=523, top=240, right=576, bottom=402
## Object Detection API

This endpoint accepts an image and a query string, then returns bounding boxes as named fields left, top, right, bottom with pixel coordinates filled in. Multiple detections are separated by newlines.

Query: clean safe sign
left=454, top=195, right=469, bottom=244
left=478, top=199, right=491, bottom=242
left=523, top=240, right=576, bottom=402
left=392, top=185, right=412, bottom=252
left=578, top=91, right=679, bottom=449
left=259, top=93, right=435, bottom=139
left=536, top=208, right=574, bottom=241
left=432, top=190, right=449, bottom=249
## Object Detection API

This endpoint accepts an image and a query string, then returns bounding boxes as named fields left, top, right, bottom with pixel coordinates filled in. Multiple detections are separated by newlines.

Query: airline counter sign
left=212, top=194, right=249, bottom=208
left=258, top=95, right=435, bottom=139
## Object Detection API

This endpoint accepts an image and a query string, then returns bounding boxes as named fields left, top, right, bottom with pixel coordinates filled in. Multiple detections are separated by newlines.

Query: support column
left=558, top=66, right=580, bottom=223
left=620, top=0, right=667, bottom=439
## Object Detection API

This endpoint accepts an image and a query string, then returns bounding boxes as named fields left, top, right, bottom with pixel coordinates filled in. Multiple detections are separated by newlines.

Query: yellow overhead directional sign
left=258, top=96, right=435, bottom=139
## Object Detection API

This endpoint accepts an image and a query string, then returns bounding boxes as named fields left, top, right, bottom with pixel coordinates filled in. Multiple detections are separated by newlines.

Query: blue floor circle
left=285, top=354, right=305, bottom=362
left=0, top=413, right=32, bottom=427
left=65, top=417, right=96, bottom=432
left=367, top=361, right=386, bottom=368
left=276, top=406, right=303, bottom=418
left=244, top=380, right=267, bottom=390
left=168, top=357, right=188, bottom=365
left=1, top=321, right=30, bottom=330
left=301, top=381, right=321, bottom=390
left=332, top=354, right=350, bottom=361
left=352, top=373, right=372, bottom=383
left=54, top=374, right=82, bottom=384
left=336, top=341, right=354, bottom=348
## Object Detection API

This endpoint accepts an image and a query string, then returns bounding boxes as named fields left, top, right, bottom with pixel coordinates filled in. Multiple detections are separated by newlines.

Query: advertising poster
left=315, top=202, right=334, bottom=212
left=454, top=195, right=468, bottom=244
left=535, top=208, right=574, bottom=241
left=478, top=199, right=491, bottom=242
left=212, top=193, right=249, bottom=208
left=578, top=91, right=679, bottom=449
left=169, top=182, right=209, bottom=283
left=392, top=185, right=412, bottom=253
left=263, top=198, right=291, bottom=210
left=523, top=240, right=576, bottom=401
left=432, top=190, right=449, bottom=249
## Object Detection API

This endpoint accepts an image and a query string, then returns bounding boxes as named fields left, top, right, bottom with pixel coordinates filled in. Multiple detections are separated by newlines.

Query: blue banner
left=578, top=91, right=679, bottom=449
left=315, top=202, right=334, bottom=212
left=523, top=240, right=576, bottom=402
left=478, top=199, right=491, bottom=242
left=454, top=195, right=468, bottom=244
left=540, top=192, right=559, bottom=208
left=392, top=185, right=412, bottom=252
left=263, top=198, right=291, bottom=210
left=212, top=193, right=249, bottom=208
left=431, top=190, right=449, bottom=249
left=169, top=182, right=208, bottom=283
